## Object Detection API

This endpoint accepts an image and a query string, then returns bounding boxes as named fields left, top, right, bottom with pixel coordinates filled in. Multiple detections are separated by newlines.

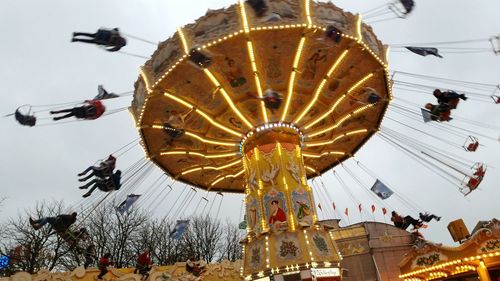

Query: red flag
left=382, top=207, right=387, bottom=216
left=318, top=203, right=322, bottom=211
left=344, top=208, right=349, bottom=216
left=358, top=204, right=362, bottom=213
left=371, top=205, right=376, bottom=213
left=332, top=202, right=336, bottom=211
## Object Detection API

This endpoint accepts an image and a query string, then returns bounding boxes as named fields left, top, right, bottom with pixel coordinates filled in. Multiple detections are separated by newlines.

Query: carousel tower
left=131, top=0, right=391, bottom=280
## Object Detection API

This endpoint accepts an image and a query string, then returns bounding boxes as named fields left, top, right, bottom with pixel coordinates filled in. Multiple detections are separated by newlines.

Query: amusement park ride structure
left=131, top=0, right=391, bottom=279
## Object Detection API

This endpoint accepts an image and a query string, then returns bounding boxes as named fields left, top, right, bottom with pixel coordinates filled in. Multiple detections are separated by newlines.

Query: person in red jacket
left=97, top=253, right=114, bottom=280
left=134, top=250, right=152, bottom=280
left=50, top=100, right=105, bottom=121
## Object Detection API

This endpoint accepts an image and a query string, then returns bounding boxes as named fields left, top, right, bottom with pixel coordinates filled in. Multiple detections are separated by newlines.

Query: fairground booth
left=399, top=219, right=500, bottom=281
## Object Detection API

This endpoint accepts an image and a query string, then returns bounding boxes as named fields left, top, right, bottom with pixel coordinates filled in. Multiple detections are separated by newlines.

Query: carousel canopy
left=131, top=0, right=391, bottom=193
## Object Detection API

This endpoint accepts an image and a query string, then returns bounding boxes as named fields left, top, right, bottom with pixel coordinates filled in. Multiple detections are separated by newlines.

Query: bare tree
left=84, top=201, right=148, bottom=268
left=0, top=199, right=243, bottom=277
left=0, top=201, right=76, bottom=274
left=130, top=218, right=185, bottom=266
left=219, top=220, right=244, bottom=262
left=0, top=197, right=5, bottom=213
left=182, top=216, right=223, bottom=263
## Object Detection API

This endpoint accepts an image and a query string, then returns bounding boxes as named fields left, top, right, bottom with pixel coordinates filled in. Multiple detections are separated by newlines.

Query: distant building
left=323, top=220, right=416, bottom=281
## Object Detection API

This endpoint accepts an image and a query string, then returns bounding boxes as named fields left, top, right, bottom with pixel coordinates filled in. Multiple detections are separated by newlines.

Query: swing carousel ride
left=132, top=0, right=391, bottom=278
left=130, top=0, right=499, bottom=279
left=3, top=0, right=500, bottom=280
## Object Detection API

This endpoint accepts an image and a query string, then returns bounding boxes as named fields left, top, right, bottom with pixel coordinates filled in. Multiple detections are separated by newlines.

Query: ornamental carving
left=480, top=239, right=500, bottom=253
left=415, top=253, right=441, bottom=267
left=3, top=261, right=243, bottom=281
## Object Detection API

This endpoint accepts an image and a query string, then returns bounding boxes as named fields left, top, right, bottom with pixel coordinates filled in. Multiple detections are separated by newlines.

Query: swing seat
left=466, top=142, right=479, bottom=152
left=459, top=186, right=473, bottom=196
left=188, top=49, right=212, bottom=68
left=246, top=0, right=268, bottom=17
left=164, top=123, right=185, bottom=138
left=388, top=0, right=415, bottom=18
left=466, top=177, right=480, bottom=189
left=490, top=36, right=500, bottom=55
left=264, top=96, right=282, bottom=110
left=491, top=95, right=500, bottom=104
left=439, top=110, right=451, bottom=122
left=473, top=165, right=486, bottom=178
left=463, top=136, right=479, bottom=152
left=326, top=25, right=342, bottom=43
left=14, top=109, right=37, bottom=127
left=460, top=163, right=486, bottom=195
left=448, top=98, right=460, bottom=109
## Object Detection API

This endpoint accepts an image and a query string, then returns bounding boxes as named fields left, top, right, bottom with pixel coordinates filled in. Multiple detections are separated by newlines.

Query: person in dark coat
left=84, top=245, right=97, bottom=269
left=419, top=212, right=441, bottom=223
left=79, top=170, right=122, bottom=198
left=391, top=211, right=422, bottom=230
left=433, top=89, right=467, bottom=109
left=29, top=212, right=77, bottom=232
left=72, top=28, right=126, bottom=52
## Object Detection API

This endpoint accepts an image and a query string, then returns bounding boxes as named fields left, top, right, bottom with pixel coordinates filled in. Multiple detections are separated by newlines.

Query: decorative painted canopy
left=131, top=0, right=391, bottom=193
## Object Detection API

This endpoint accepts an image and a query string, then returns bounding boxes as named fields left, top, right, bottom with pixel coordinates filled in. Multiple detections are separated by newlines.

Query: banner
left=371, top=180, right=394, bottom=200
left=170, top=220, right=190, bottom=240
left=405, top=46, right=443, bottom=58
left=116, top=194, right=141, bottom=214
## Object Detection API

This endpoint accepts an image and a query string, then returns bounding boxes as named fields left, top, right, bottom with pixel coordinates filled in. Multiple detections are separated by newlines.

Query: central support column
left=240, top=125, right=342, bottom=281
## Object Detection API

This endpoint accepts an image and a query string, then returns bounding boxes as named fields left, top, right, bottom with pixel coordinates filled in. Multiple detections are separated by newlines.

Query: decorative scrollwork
left=11, top=272, right=32, bottom=281
left=70, top=267, right=87, bottom=279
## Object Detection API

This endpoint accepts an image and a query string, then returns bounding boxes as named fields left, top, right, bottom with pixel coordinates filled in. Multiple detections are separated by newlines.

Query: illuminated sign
left=253, top=277, right=270, bottom=281
left=311, top=268, right=341, bottom=277
left=0, top=255, right=10, bottom=269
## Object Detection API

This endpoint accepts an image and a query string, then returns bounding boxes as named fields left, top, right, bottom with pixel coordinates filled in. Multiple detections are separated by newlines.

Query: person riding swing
left=433, top=89, right=467, bottom=109
left=50, top=99, right=105, bottom=121
left=30, top=212, right=77, bottom=232
left=71, top=28, right=127, bottom=52
left=78, top=155, right=117, bottom=182
left=29, top=212, right=87, bottom=251
left=391, top=211, right=423, bottom=230
left=164, top=108, right=195, bottom=139
left=79, top=170, right=122, bottom=198
left=134, top=250, right=153, bottom=280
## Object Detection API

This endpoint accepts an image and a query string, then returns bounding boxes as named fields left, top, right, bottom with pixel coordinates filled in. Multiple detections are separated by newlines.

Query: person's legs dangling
left=80, top=178, right=98, bottom=189
left=53, top=111, right=75, bottom=121
left=82, top=184, right=98, bottom=198
left=79, top=168, right=98, bottom=182
left=73, top=32, right=96, bottom=38
left=50, top=108, right=74, bottom=114
left=97, top=267, right=108, bottom=280
left=78, top=166, right=94, bottom=177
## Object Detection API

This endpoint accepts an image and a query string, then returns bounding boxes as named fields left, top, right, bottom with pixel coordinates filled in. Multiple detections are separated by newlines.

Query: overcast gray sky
left=1, top=0, right=499, bottom=246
